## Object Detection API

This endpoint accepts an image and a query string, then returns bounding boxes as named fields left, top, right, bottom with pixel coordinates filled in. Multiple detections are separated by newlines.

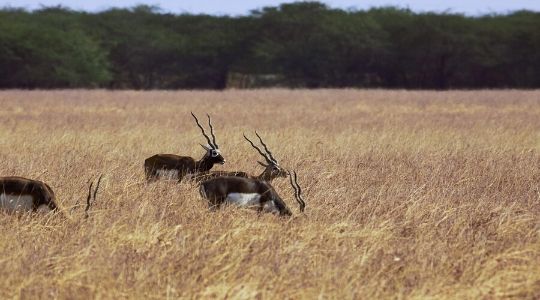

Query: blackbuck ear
left=200, top=144, right=211, bottom=151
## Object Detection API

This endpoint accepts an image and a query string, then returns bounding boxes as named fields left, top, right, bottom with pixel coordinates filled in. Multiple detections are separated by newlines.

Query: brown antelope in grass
left=199, top=171, right=305, bottom=216
left=191, top=131, right=287, bottom=182
left=144, top=112, right=225, bottom=182
left=0, top=175, right=102, bottom=216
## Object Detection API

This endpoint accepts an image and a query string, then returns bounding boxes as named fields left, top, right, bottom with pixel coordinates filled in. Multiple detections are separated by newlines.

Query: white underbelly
left=156, top=169, right=180, bottom=180
left=225, top=193, right=261, bottom=207
left=0, top=193, right=35, bottom=213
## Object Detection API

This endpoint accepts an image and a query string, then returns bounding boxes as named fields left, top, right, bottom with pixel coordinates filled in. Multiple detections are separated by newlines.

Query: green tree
left=0, top=8, right=110, bottom=88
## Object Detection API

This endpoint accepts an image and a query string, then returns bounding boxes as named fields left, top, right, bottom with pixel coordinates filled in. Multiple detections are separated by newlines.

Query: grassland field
left=0, top=89, right=539, bottom=299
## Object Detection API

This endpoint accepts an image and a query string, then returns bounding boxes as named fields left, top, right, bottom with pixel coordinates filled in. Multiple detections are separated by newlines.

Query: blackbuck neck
left=195, top=152, right=223, bottom=172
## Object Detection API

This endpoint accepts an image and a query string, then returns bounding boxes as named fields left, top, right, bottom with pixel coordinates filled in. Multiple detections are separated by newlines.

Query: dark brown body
left=199, top=176, right=292, bottom=216
left=0, top=176, right=57, bottom=212
left=144, top=153, right=223, bottom=182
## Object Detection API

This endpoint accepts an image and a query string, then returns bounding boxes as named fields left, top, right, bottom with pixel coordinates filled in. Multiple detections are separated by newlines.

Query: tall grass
left=0, top=89, right=538, bottom=299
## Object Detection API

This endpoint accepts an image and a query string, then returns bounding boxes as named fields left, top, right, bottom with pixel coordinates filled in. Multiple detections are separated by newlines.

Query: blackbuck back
left=199, top=171, right=306, bottom=216
left=144, top=112, right=225, bottom=182
left=0, top=175, right=102, bottom=215
left=191, top=131, right=287, bottom=182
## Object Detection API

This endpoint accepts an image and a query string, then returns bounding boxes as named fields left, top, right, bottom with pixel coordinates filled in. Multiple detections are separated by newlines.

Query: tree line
left=1, top=2, right=539, bottom=89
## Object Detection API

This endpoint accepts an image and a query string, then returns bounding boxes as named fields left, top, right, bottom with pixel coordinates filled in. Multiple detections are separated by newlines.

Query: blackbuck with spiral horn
left=0, top=175, right=102, bottom=215
left=191, top=131, right=287, bottom=182
left=144, top=112, right=225, bottom=182
left=199, top=171, right=306, bottom=216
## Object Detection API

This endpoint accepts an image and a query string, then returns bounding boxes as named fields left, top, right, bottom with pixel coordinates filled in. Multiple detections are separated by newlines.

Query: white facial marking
left=211, top=149, right=221, bottom=157
left=156, top=169, right=180, bottom=180
left=0, top=193, right=35, bottom=213
left=226, top=193, right=261, bottom=207
left=36, top=204, right=52, bottom=213
left=262, top=200, right=280, bottom=214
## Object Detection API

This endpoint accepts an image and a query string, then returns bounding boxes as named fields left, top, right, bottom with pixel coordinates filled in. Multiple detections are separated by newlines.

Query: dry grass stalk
left=0, top=89, right=538, bottom=299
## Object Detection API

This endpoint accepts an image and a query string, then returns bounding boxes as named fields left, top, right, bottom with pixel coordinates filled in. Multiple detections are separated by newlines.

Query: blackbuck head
left=191, top=112, right=225, bottom=165
left=199, top=170, right=306, bottom=217
left=243, top=131, right=287, bottom=181
left=261, top=170, right=305, bottom=216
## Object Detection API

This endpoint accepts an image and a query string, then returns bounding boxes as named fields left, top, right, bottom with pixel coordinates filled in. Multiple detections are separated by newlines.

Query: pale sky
left=1, top=0, right=539, bottom=15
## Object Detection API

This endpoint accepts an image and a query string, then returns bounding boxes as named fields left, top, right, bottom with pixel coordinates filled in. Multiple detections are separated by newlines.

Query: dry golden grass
left=0, top=89, right=539, bottom=299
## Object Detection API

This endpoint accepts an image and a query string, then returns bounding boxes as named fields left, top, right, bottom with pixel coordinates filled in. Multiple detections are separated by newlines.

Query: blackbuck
left=144, top=112, right=225, bottom=182
left=199, top=171, right=306, bottom=216
left=0, top=175, right=102, bottom=215
left=191, top=131, right=287, bottom=182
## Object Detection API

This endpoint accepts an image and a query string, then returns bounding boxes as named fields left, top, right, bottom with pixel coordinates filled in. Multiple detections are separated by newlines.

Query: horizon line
left=0, top=3, right=538, bottom=17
